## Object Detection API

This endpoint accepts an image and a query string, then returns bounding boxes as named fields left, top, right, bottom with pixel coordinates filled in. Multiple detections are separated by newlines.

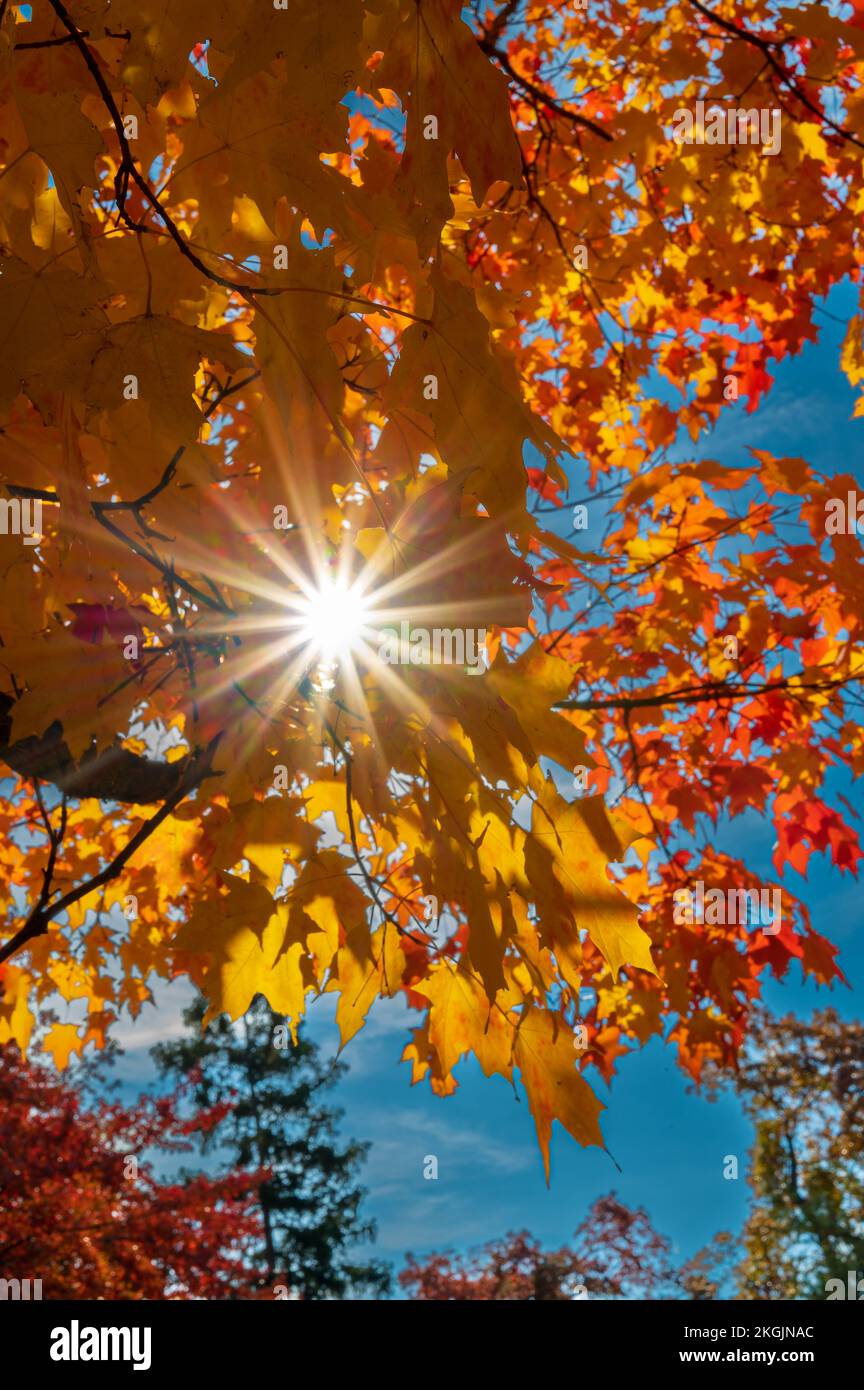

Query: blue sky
left=99, top=277, right=863, bottom=1285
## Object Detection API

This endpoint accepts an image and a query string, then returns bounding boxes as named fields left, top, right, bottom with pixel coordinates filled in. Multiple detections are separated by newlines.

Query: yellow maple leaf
left=514, top=1006, right=605, bottom=1183
left=43, top=1020, right=84, bottom=1070
left=526, top=778, right=657, bottom=982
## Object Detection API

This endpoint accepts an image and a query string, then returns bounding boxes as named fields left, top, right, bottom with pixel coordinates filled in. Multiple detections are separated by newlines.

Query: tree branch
left=0, top=691, right=203, bottom=803
left=477, top=37, right=613, bottom=142
left=555, top=671, right=861, bottom=713
left=0, top=736, right=221, bottom=966
left=688, top=0, right=864, bottom=152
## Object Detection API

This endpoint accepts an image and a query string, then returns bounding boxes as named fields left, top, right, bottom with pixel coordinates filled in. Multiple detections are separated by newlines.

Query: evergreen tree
left=153, top=995, right=390, bottom=1300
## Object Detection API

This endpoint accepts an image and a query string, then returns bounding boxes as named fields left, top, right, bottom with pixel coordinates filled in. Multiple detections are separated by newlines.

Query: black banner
left=3, top=1294, right=858, bottom=1376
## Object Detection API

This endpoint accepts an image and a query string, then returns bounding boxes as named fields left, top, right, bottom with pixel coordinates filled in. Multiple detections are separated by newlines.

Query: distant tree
left=672, top=1232, right=737, bottom=1301
left=153, top=994, right=390, bottom=1300
left=725, top=1009, right=864, bottom=1300
left=400, top=1193, right=680, bottom=1300
left=677, top=1008, right=864, bottom=1301
left=0, top=1040, right=262, bottom=1299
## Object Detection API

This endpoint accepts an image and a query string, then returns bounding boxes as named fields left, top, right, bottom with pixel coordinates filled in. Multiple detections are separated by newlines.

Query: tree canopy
left=720, top=1008, right=864, bottom=1299
left=0, top=1040, right=263, bottom=1298
left=0, top=0, right=862, bottom=1178
left=400, top=1193, right=682, bottom=1300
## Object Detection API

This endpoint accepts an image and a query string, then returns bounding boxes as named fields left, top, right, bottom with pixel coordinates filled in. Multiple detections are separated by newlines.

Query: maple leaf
left=42, top=1019, right=84, bottom=1069
left=365, top=0, right=521, bottom=252
left=526, top=779, right=657, bottom=982
left=172, top=875, right=293, bottom=1025
left=514, top=1006, right=605, bottom=1183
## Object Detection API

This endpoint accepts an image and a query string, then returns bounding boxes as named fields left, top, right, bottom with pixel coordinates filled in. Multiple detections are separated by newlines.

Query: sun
left=295, top=575, right=374, bottom=664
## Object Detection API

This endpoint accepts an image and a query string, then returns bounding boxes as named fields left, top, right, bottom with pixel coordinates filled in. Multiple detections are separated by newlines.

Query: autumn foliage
left=0, top=0, right=862, bottom=1179
left=0, top=1041, right=263, bottom=1298
left=400, top=1194, right=682, bottom=1300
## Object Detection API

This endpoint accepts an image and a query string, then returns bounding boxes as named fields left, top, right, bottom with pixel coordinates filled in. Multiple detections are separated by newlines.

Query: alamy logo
left=825, top=1271, right=863, bottom=1299
left=824, top=492, right=864, bottom=536
left=0, top=495, right=42, bottom=546
left=671, top=100, right=782, bottom=155
left=50, top=1320, right=152, bottom=1372
left=376, top=622, right=488, bottom=675
left=673, top=881, right=781, bottom=931
left=0, top=1276, right=42, bottom=1299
